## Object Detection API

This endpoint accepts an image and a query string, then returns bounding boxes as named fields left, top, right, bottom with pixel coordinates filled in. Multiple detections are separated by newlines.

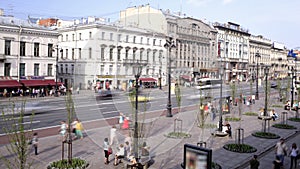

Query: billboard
left=183, top=144, right=212, bottom=169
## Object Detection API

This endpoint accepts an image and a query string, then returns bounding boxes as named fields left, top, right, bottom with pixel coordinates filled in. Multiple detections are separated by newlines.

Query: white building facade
left=0, top=15, right=59, bottom=94
left=57, top=22, right=167, bottom=90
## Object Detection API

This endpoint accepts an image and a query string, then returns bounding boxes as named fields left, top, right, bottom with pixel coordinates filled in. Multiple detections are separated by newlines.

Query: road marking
left=102, top=111, right=119, bottom=115
left=15, top=121, right=40, bottom=125
left=89, top=107, right=106, bottom=111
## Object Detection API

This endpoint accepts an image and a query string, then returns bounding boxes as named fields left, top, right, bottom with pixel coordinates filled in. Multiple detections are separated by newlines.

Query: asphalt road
left=0, top=82, right=274, bottom=135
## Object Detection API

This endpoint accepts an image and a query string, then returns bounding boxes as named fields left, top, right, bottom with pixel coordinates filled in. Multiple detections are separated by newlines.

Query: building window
left=79, top=33, right=82, bottom=40
left=100, top=65, right=104, bottom=74
left=5, top=40, right=11, bottom=55
left=60, top=49, right=63, bottom=59
left=153, top=39, right=156, bottom=46
left=140, top=50, right=143, bottom=60
left=60, top=64, right=63, bottom=73
left=110, top=33, right=113, bottom=41
left=159, top=50, right=163, bottom=62
left=89, top=32, right=92, bottom=39
left=20, top=41, right=26, bottom=56
left=153, top=50, right=156, bottom=63
left=101, top=47, right=105, bottom=60
left=4, top=63, right=11, bottom=76
left=126, top=35, right=129, bottom=43
left=133, top=49, right=136, bottom=60
left=147, top=50, right=150, bottom=62
left=34, top=63, right=39, bottom=76
left=133, top=36, right=136, bottom=43
left=89, top=48, right=92, bottom=59
left=109, top=65, right=113, bottom=74
left=102, top=32, right=105, bottom=40
left=71, top=64, right=74, bottom=74
left=78, top=48, right=81, bottom=59
left=61, top=35, right=63, bottom=42
left=65, top=49, right=68, bottom=59
left=72, top=34, right=75, bottom=41
left=19, top=63, right=25, bottom=77
left=65, top=64, right=68, bottom=74
left=125, top=48, right=129, bottom=60
left=147, top=38, right=150, bottom=45
left=66, top=34, right=68, bottom=41
left=47, top=64, right=53, bottom=76
left=140, top=37, right=143, bottom=44
left=48, top=44, right=53, bottom=57
left=34, top=43, right=39, bottom=57
left=118, top=34, right=121, bottom=42
left=72, top=48, right=75, bottom=60
left=117, top=48, right=121, bottom=61
left=109, top=48, right=113, bottom=61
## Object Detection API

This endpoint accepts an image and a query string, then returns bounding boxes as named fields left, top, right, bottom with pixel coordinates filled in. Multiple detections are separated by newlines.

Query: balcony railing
left=123, top=59, right=148, bottom=65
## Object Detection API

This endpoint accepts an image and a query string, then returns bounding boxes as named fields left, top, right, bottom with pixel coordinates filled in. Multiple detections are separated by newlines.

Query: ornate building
left=0, top=15, right=58, bottom=93
left=57, top=21, right=166, bottom=90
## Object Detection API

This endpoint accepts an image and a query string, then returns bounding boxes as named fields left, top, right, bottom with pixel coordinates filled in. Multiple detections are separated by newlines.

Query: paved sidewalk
left=0, top=91, right=299, bottom=169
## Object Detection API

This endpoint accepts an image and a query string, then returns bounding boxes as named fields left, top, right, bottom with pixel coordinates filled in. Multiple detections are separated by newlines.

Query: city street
left=1, top=82, right=298, bottom=169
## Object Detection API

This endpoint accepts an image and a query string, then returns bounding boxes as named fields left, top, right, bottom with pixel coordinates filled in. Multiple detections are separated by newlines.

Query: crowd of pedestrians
left=101, top=111, right=144, bottom=167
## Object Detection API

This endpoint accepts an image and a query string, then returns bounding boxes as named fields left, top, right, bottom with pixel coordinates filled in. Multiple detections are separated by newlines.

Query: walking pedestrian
left=275, top=138, right=288, bottom=166
left=75, top=120, right=84, bottom=140
left=118, top=112, right=124, bottom=129
left=249, top=155, right=259, bottom=169
left=110, top=125, right=118, bottom=146
left=114, top=144, right=125, bottom=166
left=289, top=143, right=299, bottom=169
left=31, top=132, right=39, bottom=155
left=59, top=120, right=68, bottom=142
left=122, top=117, right=129, bottom=129
left=71, top=118, right=78, bottom=139
left=273, top=156, right=282, bottom=169
left=103, top=138, right=110, bottom=164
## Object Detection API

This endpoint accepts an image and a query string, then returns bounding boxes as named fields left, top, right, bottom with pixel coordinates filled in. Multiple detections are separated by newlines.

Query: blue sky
left=1, top=0, right=299, bottom=49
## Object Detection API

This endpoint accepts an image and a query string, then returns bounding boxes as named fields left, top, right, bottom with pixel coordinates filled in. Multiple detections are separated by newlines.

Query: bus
left=195, top=78, right=222, bottom=90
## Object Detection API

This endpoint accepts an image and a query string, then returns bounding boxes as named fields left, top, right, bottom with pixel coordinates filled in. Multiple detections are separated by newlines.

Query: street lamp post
left=133, top=62, right=143, bottom=160
left=55, top=45, right=59, bottom=97
left=218, top=61, right=224, bottom=132
left=164, top=37, right=176, bottom=117
left=255, top=52, right=261, bottom=100
left=263, top=66, right=269, bottom=116
left=291, top=67, right=295, bottom=107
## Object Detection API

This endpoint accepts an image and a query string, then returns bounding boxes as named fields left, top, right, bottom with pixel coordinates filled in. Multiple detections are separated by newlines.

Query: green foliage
left=47, top=158, right=89, bottom=169
left=252, top=132, right=280, bottom=139
left=1, top=100, right=34, bottom=169
left=272, top=124, right=296, bottom=129
left=175, top=83, right=181, bottom=110
left=288, top=117, right=300, bottom=122
left=243, top=112, right=258, bottom=116
left=223, top=143, right=257, bottom=153
left=225, top=117, right=241, bottom=121
left=271, top=104, right=283, bottom=108
left=165, top=132, right=191, bottom=139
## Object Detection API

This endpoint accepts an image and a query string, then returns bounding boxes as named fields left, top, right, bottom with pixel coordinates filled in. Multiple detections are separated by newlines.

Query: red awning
left=0, top=80, right=22, bottom=88
left=20, top=80, right=49, bottom=87
left=180, top=75, right=192, bottom=82
left=139, top=78, right=157, bottom=82
left=43, top=79, right=63, bottom=86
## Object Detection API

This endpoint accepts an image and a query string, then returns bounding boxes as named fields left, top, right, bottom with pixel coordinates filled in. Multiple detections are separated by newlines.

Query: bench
left=124, top=155, right=151, bottom=169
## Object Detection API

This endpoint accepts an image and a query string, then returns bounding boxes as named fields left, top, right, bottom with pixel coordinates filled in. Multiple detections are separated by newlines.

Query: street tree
left=0, top=99, right=34, bottom=169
